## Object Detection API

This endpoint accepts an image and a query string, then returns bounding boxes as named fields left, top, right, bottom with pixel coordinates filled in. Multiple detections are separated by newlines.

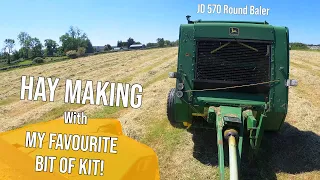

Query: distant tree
left=3, top=39, right=15, bottom=64
left=127, top=37, right=135, bottom=48
left=17, top=32, right=31, bottom=58
left=59, top=26, right=88, bottom=52
left=85, top=39, right=94, bottom=53
left=173, top=39, right=179, bottom=46
left=18, top=48, right=26, bottom=58
left=59, top=34, right=73, bottom=51
left=44, top=39, right=58, bottom=56
left=29, top=37, right=43, bottom=58
left=12, top=50, right=20, bottom=61
left=117, top=40, right=129, bottom=48
left=146, top=42, right=158, bottom=48
left=117, top=40, right=122, bottom=47
left=122, top=41, right=128, bottom=48
left=157, top=38, right=165, bottom=47
left=289, top=42, right=309, bottom=50
left=1, top=50, right=8, bottom=60
left=104, top=44, right=112, bottom=51
left=56, top=46, right=64, bottom=56
left=164, top=40, right=171, bottom=46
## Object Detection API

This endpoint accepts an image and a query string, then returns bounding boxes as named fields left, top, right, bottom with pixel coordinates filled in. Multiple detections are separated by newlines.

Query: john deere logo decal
left=229, top=27, right=239, bottom=36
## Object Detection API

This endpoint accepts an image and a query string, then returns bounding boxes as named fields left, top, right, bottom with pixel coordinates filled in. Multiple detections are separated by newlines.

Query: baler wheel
left=167, top=88, right=184, bottom=128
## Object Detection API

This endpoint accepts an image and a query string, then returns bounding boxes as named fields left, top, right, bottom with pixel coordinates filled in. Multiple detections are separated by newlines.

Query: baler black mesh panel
left=195, top=40, right=271, bottom=94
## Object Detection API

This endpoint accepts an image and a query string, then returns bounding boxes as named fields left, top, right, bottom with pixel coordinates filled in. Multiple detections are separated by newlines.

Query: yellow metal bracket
left=183, top=122, right=192, bottom=129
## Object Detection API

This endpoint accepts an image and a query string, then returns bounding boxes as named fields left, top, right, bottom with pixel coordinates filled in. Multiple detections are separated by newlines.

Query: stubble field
left=0, top=47, right=319, bottom=180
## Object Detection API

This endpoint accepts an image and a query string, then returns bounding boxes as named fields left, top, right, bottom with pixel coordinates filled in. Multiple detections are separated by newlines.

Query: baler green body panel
left=264, top=27, right=290, bottom=131
left=173, top=24, right=194, bottom=122
left=194, top=23, right=274, bottom=40
left=174, top=21, right=290, bottom=131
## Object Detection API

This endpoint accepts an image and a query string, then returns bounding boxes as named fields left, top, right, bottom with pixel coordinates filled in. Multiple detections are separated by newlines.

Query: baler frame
left=167, top=15, right=297, bottom=180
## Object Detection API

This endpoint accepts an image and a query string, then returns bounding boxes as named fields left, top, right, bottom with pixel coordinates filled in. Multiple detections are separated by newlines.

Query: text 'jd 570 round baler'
left=167, top=16, right=298, bottom=180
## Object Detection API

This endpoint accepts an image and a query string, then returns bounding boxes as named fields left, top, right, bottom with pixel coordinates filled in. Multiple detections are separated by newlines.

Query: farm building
left=129, top=44, right=146, bottom=49
left=307, top=44, right=320, bottom=50
left=112, top=47, right=123, bottom=51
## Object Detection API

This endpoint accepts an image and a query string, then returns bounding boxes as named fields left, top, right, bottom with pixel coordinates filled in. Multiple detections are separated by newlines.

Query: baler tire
left=167, top=88, right=184, bottom=128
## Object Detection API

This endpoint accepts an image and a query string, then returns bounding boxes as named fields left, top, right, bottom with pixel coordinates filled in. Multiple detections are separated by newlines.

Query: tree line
left=1, top=26, right=179, bottom=64
left=0, top=26, right=95, bottom=64
left=289, top=42, right=310, bottom=50
left=115, top=38, right=178, bottom=49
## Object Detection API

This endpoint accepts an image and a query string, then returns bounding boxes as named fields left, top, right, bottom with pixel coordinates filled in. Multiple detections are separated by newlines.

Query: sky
left=0, top=0, right=319, bottom=50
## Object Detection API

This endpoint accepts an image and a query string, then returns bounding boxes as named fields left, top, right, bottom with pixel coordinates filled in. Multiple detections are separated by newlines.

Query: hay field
left=0, top=47, right=319, bottom=179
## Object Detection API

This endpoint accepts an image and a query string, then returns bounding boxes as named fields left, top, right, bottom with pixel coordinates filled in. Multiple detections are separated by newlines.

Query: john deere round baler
left=167, top=15, right=298, bottom=180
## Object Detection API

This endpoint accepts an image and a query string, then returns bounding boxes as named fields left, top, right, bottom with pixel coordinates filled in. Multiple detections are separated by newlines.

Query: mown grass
left=290, top=63, right=320, bottom=105
left=88, top=54, right=177, bottom=120
left=89, top=105, right=124, bottom=119
left=291, top=61, right=310, bottom=69
left=0, top=96, right=21, bottom=106
left=37, top=103, right=84, bottom=122
left=8, top=103, right=84, bottom=131
left=291, top=61, right=320, bottom=77
left=141, top=119, right=185, bottom=152
left=89, top=65, right=177, bottom=120
left=139, top=53, right=177, bottom=74
left=87, top=76, right=159, bottom=119
left=21, top=49, right=175, bottom=123
left=3, top=47, right=318, bottom=179
left=118, top=76, right=134, bottom=84
left=144, top=66, right=177, bottom=88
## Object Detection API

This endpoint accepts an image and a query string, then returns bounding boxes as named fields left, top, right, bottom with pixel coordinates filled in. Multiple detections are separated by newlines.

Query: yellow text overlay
left=0, top=119, right=160, bottom=180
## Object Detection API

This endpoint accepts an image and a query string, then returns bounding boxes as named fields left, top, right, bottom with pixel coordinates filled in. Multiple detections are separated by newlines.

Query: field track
left=0, top=47, right=319, bottom=179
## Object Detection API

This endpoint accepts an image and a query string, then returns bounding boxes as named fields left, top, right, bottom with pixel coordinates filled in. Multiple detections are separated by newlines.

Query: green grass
left=0, top=59, right=33, bottom=68
left=141, top=119, right=185, bottom=152
left=37, top=103, right=84, bottom=122
left=118, top=76, right=134, bottom=84
left=144, top=66, right=177, bottom=88
left=0, top=56, right=70, bottom=71
left=139, top=54, right=177, bottom=74
left=18, top=60, right=33, bottom=65
left=44, top=56, right=69, bottom=62
left=89, top=105, right=124, bottom=119
left=0, top=62, right=10, bottom=68
left=0, top=97, right=19, bottom=106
